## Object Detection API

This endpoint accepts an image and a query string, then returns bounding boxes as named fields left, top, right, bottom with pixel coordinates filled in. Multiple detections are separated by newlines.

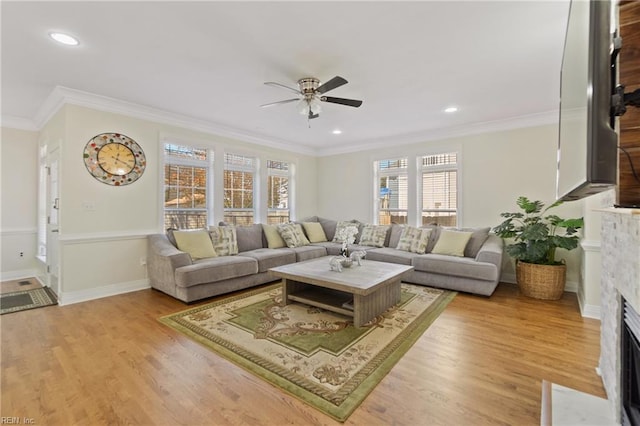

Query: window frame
left=418, top=152, right=459, bottom=227
left=266, top=160, right=291, bottom=225
left=223, top=152, right=258, bottom=226
left=374, top=157, right=409, bottom=225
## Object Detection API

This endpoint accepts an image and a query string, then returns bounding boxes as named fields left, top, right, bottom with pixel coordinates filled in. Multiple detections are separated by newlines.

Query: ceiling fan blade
left=264, top=82, right=301, bottom=95
left=320, top=96, right=363, bottom=108
left=260, top=98, right=299, bottom=108
left=316, top=76, right=348, bottom=94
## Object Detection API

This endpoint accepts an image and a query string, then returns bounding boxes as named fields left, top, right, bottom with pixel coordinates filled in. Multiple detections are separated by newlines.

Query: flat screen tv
left=556, top=0, right=618, bottom=201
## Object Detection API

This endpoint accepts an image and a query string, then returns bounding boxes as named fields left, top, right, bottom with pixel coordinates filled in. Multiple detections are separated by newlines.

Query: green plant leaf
left=517, top=196, right=543, bottom=214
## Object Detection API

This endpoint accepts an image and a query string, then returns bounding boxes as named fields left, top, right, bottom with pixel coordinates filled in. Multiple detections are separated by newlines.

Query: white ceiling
left=1, top=1, right=570, bottom=155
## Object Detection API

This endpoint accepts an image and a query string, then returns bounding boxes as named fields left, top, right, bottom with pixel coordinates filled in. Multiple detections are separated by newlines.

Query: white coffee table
left=270, top=256, right=413, bottom=327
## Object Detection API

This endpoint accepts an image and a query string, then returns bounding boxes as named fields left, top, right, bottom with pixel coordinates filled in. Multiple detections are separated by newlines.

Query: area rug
left=0, top=287, right=58, bottom=315
left=160, top=282, right=455, bottom=421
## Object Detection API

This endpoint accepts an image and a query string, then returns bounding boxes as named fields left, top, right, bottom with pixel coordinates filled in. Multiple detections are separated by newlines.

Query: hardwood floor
left=0, top=282, right=604, bottom=425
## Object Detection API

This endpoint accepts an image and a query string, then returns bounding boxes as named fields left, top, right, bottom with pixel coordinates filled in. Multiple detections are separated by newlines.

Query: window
left=376, top=158, right=408, bottom=225
left=420, top=152, right=458, bottom=226
left=224, top=153, right=256, bottom=225
left=267, top=160, right=290, bottom=224
left=164, top=144, right=209, bottom=229
left=37, top=145, right=47, bottom=259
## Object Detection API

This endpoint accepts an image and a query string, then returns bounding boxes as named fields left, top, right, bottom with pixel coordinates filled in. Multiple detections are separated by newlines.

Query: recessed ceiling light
left=332, top=129, right=342, bottom=135
left=49, top=32, right=79, bottom=46
left=444, top=107, right=458, bottom=113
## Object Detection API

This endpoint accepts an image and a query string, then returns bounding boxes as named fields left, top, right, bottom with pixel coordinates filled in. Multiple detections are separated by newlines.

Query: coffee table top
left=269, top=256, right=413, bottom=295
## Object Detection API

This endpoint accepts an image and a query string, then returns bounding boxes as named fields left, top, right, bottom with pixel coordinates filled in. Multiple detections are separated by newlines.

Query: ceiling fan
left=260, top=76, right=363, bottom=120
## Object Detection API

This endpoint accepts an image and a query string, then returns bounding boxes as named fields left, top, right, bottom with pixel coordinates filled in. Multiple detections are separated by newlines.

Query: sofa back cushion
left=386, top=224, right=404, bottom=248
left=318, top=217, right=338, bottom=241
left=455, top=227, right=491, bottom=258
left=233, top=223, right=264, bottom=252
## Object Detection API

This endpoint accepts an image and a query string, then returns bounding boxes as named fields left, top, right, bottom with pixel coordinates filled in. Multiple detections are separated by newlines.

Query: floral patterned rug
left=160, top=282, right=455, bottom=422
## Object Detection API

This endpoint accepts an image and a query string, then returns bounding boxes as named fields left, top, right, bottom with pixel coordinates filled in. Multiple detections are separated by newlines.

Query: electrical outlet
left=19, top=252, right=23, bottom=257
left=139, top=257, right=147, bottom=266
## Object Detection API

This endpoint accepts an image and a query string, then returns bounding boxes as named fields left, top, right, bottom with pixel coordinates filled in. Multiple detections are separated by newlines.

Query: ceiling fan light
left=309, top=98, right=322, bottom=115
left=298, top=99, right=310, bottom=116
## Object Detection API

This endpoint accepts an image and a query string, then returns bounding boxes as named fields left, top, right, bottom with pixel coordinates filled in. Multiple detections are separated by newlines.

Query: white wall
left=317, top=124, right=586, bottom=287
left=0, top=127, right=41, bottom=279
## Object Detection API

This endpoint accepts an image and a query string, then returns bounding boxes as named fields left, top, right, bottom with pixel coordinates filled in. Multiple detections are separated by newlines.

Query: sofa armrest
left=475, top=234, right=504, bottom=268
left=147, top=234, right=192, bottom=294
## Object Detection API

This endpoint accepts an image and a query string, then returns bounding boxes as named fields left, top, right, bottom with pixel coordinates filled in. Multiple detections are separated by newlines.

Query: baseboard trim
left=58, top=279, right=150, bottom=306
left=580, top=303, right=601, bottom=320
left=0, top=269, right=40, bottom=282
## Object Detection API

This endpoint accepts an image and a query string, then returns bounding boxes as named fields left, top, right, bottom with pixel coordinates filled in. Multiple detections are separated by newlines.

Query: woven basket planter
left=516, top=261, right=566, bottom=300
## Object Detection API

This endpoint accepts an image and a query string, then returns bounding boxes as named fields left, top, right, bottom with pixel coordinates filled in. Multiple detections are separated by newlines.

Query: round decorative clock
left=83, top=133, right=146, bottom=186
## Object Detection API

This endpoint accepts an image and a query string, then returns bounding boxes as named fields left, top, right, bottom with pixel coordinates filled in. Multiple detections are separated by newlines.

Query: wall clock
left=83, top=133, right=146, bottom=186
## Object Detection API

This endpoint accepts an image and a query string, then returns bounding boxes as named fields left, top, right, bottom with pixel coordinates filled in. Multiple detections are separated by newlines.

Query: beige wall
left=317, top=124, right=585, bottom=285
left=0, top=127, right=40, bottom=278
left=53, top=105, right=317, bottom=300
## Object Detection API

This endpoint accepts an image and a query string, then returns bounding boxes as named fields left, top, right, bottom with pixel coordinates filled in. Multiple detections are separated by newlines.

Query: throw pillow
left=302, top=222, right=328, bottom=243
left=431, top=230, right=473, bottom=257
left=358, top=224, right=390, bottom=248
left=332, top=221, right=359, bottom=243
left=277, top=223, right=310, bottom=248
left=396, top=226, right=432, bottom=254
left=172, top=229, right=217, bottom=260
left=262, top=224, right=286, bottom=249
left=208, top=226, right=239, bottom=256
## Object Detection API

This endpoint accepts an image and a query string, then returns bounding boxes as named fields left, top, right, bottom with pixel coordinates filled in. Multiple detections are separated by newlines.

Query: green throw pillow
left=302, top=222, right=328, bottom=243
left=396, top=226, right=431, bottom=254
left=208, top=226, right=239, bottom=256
left=431, top=230, right=473, bottom=257
left=358, top=224, right=390, bottom=248
left=173, top=229, right=217, bottom=260
left=262, top=224, right=286, bottom=249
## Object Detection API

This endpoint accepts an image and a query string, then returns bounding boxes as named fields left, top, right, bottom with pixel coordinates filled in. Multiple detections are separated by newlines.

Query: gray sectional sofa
left=147, top=217, right=504, bottom=303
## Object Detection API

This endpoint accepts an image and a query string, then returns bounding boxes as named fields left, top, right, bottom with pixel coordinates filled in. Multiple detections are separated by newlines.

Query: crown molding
left=316, top=110, right=559, bottom=156
left=1, top=115, right=38, bottom=131
left=4, top=85, right=559, bottom=158
left=32, top=86, right=319, bottom=156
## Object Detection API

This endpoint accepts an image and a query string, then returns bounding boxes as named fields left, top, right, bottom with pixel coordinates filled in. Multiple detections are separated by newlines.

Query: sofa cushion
left=423, top=224, right=441, bottom=253
left=387, top=224, right=404, bottom=248
left=412, top=254, right=499, bottom=282
left=302, top=222, right=328, bottom=243
left=174, top=256, right=258, bottom=288
left=365, top=247, right=417, bottom=265
left=172, top=229, right=217, bottom=260
left=290, top=245, right=328, bottom=262
left=431, top=230, right=473, bottom=257
left=209, top=226, right=239, bottom=256
left=277, top=223, right=310, bottom=248
left=262, top=224, right=287, bottom=248
left=234, top=223, right=264, bottom=252
left=396, top=226, right=432, bottom=254
left=358, top=224, right=390, bottom=248
left=237, top=248, right=296, bottom=272
left=318, top=217, right=338, bottom=241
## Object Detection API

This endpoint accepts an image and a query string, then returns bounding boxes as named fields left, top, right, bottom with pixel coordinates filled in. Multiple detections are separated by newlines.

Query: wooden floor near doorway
left=0, top=282, right=604, bottom=425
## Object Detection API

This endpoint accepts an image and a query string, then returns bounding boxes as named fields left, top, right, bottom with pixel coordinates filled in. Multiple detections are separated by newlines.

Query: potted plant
left=493, top=196, right=584, bottom=300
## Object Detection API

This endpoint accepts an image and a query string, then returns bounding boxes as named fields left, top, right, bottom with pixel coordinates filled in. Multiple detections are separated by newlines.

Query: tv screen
left=556, top=0, right=618, bottom=201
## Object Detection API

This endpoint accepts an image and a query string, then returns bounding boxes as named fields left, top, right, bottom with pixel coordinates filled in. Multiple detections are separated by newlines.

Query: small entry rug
left=160, top=282, right=455, bottom=421
left=0, top=287, right=58, bottom=315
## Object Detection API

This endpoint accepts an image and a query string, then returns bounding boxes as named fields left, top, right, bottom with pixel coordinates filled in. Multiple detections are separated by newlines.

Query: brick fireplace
left=600, top=209, right=640, bottom=424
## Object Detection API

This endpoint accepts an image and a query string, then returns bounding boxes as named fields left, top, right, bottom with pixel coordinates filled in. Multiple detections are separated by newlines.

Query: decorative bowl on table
left=340, top=258, right=353, bottom=268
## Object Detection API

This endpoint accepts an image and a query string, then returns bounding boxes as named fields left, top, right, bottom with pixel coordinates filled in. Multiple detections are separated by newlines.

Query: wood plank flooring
left=0, top=282, right=604, bottom=425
